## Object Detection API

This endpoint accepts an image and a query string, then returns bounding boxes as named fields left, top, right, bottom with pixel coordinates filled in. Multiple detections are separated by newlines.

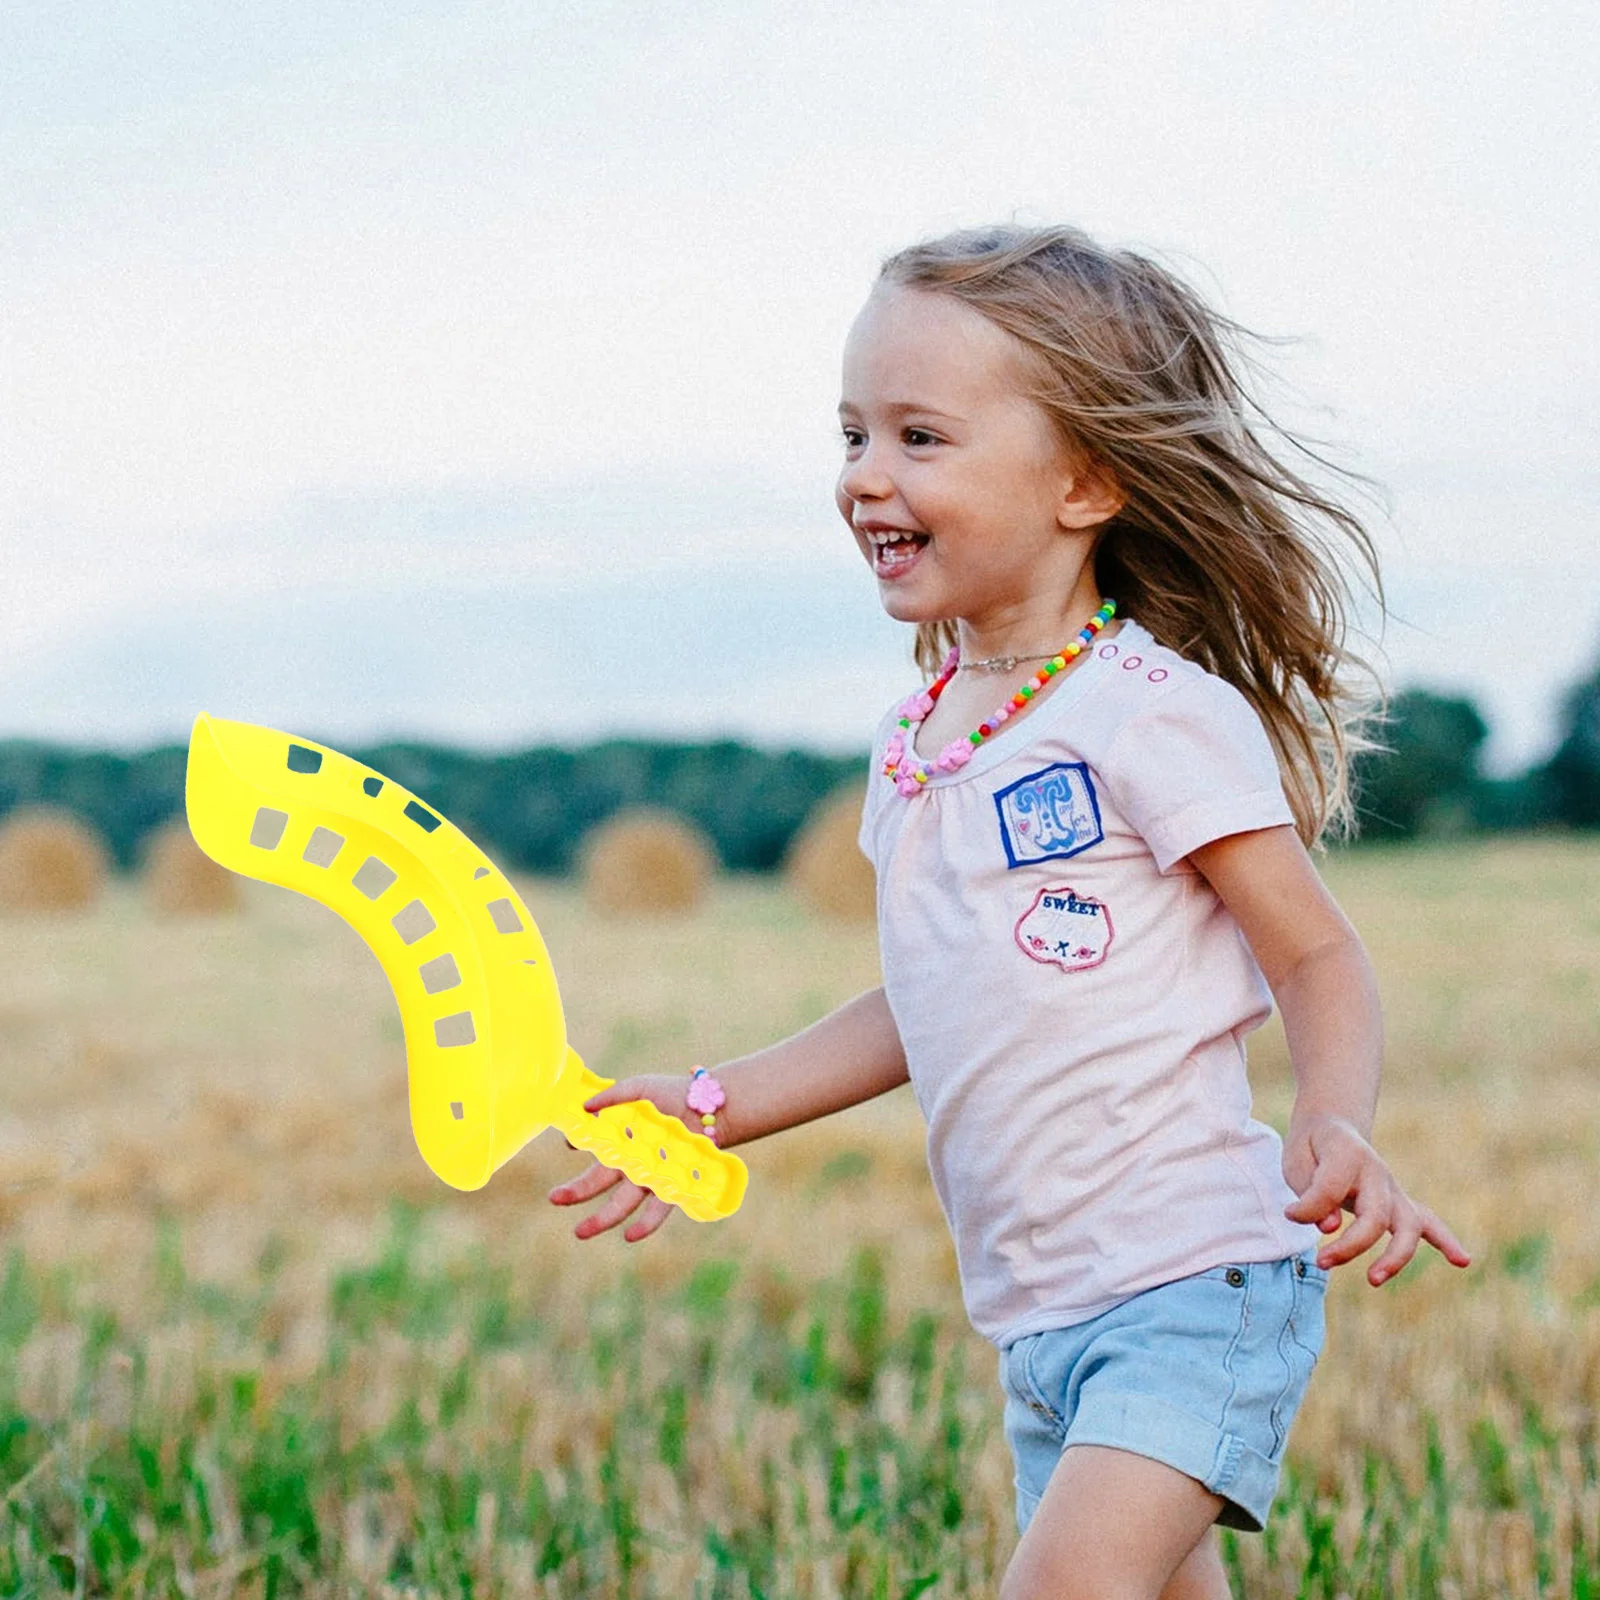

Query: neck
left=955, top=585, right=1107, bottom=667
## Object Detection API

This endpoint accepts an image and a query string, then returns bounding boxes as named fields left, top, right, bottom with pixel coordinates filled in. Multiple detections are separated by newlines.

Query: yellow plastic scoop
left=184, top=713, right=747, bottom=1219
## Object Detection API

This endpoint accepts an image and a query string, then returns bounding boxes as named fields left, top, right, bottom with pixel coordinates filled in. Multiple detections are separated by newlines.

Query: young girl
left=550, top=225, right=1470, bottom=1600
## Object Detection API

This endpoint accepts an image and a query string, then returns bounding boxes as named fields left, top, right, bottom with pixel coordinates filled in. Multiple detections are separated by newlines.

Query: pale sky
left=3, top=2, right=1597, bottom=770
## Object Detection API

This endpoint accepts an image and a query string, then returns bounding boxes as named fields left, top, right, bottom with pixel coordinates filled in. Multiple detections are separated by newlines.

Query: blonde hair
left=878, top=224, right=1381, bottom=846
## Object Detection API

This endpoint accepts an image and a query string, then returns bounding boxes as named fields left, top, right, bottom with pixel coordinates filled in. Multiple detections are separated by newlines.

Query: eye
left=840, top=425, right=866, bottom=451
left=902, top=427, right=940, bottom=448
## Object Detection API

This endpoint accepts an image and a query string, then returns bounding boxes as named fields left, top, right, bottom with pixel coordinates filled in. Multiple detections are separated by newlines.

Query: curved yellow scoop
left=184, top=714, right=747, bottom=1218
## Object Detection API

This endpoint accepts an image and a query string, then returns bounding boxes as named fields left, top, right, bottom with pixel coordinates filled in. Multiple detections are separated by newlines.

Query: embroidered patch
left=993, top=762, right=1104, bottom=869
left=1014, top=886, right=1114, bottom=972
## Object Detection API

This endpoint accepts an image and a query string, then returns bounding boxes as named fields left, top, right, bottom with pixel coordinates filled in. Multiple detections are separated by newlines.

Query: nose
left=838, top=442, right=892, bottom=505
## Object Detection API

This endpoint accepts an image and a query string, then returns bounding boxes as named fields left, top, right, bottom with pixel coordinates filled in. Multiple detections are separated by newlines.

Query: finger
left=549, top=1161, right=624, bottom=1206
left=623, top=1192, right=676, bottom=1243
left=1318, top=1212, right=1343, bottom=1234
left=573, top=1178, right=650, bottom=1241
left=583, top=1082, right=645, bottom=1114
left=1419, top=1207, right=1473, bottom=1268
left=1367, top=1211, right=1424, bottom=1285
left=1284, top=1155, right=1357, bottom=1226
left=1316, top=1206, right=1389, bottom=1269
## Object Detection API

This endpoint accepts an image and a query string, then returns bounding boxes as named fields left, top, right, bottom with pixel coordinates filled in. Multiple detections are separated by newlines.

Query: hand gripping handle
left=552, top=1051, right=748, bottom=1222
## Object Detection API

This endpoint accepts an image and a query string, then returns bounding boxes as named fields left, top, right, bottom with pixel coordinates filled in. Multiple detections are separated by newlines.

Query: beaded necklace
left=881, top=601, right=1117, bottom=797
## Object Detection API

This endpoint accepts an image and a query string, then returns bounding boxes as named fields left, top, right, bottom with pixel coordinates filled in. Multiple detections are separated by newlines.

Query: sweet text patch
left=1014, top=886, right=1114, bottom=973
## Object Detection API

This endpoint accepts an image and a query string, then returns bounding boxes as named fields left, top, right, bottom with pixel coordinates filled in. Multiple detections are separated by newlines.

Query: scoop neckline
left=905, top=618, right=1150, bottom=791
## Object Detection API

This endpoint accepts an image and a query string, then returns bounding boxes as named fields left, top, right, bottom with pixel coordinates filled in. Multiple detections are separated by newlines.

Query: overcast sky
left=3, top=2, right=1596, bottom=770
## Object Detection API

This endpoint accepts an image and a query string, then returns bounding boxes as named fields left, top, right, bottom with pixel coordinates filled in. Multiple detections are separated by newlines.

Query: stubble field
left=2, top=836, right=1599, bottom=1597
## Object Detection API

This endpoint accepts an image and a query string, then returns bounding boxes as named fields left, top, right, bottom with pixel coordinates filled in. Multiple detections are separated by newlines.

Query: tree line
left=1352, top=652, right=1600, bottom=839
left=1, top=653, right=1597, bottom=871
left=0, top=736, right=866, bottom=875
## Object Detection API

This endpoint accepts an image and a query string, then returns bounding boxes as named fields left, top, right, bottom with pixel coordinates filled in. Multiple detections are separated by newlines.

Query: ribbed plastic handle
left=551, top=1052, right=748, bottom=1222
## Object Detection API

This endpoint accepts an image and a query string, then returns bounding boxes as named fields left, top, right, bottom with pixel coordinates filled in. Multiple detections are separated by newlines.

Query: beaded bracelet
left=686, top=1066, right=726, bottom=1145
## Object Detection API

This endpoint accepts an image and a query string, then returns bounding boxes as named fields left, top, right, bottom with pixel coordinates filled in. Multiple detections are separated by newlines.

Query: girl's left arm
left=1190, top=825, right=1471, bottom=1286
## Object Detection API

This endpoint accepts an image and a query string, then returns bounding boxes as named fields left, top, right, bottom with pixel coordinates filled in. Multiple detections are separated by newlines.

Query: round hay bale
left=786, top=784, right=875, bottom=922
left=141, top=817, right=242, bottom=916
left=0, top=807, right=110, bottom=913
left=581, top=808, right=716, bottom=915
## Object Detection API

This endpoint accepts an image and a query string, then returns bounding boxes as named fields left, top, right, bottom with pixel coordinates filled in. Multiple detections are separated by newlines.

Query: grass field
left=2, top=835, right=1599, bottom=1597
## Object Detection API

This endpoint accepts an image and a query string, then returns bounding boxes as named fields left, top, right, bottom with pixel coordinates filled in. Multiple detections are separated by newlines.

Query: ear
left=1057, top=459, right=1124, bottom=531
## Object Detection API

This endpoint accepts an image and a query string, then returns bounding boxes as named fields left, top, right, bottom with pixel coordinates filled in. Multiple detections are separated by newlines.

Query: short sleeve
left=1102, top=674, right=1296, bottom=872
left=856, top=707, right=900, bottom=869
left=857, top=783, right=879, bottom=868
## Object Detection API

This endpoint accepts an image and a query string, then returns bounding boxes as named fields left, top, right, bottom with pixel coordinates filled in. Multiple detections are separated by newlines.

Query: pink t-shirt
left=859, top=619, right=1320, bottom=1346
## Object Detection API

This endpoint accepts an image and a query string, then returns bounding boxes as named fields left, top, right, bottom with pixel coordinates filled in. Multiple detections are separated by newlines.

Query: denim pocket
left=1268, top=1255, right=1326, bottom=1453
left=1286, top=1252, right=1328, bottom=1366
left=1016, top=1333, right=1067, bottom=1431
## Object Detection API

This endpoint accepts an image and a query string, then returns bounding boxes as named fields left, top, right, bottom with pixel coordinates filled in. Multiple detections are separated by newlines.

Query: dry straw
left=141, top=817, right=242, bottom=916
left=786, top=784, right=875, bottom=922
left=0, top=807, right=110, bottom=912
left=581, top=808, right=717, bottom=915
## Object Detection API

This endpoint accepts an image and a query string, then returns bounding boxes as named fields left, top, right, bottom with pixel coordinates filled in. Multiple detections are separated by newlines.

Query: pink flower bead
left=884, top=734, right=905, bottom=766
left=938, top=741, right=973, bottom=770
left=898, top=690, right=935, bottom=720
left=686, top=1074, right=725, bottom=1115
left=897, top=774, right=924, bottom=796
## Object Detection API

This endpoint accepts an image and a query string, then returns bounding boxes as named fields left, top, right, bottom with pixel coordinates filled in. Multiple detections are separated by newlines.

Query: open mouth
left=862, top=527, right=929, bottom=578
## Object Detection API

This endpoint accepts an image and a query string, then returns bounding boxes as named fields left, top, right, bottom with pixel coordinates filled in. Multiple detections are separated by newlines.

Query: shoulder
left=1093, top=621, right=1292, bottom=871
left=867, top=696, right=908, bottom=757
left=858, top=696, right=915, bottom=865
left=1088, top=622, right=1263, bottom=741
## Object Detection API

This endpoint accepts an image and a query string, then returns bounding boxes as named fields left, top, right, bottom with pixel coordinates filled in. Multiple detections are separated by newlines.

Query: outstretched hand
left=548, top=1074, right=696, bottom=1244
left=1283, top=1113, right=1471, bottom=1286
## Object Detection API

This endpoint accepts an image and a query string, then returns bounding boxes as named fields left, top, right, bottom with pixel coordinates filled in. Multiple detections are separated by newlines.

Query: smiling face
left=835, top=284, right=1118, bottom=650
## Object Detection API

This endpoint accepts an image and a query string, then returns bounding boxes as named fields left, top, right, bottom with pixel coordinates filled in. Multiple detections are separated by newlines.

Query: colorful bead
left=882, top=602, right=1118, bottom=798
left=686, top=1067, right=726, bottom=1115
left=686, top=1067, right=727, bottom=1145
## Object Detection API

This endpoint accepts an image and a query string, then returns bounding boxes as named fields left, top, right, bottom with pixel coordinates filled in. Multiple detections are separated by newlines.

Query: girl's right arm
left=548, top=986, right=908, bottom=1241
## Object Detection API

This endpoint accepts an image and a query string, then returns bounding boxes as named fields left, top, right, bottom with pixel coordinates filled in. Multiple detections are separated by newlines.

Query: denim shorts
left=998, top=1252, right=1327, bottom=1534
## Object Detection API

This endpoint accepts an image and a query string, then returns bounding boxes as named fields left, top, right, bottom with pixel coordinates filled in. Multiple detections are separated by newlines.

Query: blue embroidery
left=994, top=762, right=1104, bottom=869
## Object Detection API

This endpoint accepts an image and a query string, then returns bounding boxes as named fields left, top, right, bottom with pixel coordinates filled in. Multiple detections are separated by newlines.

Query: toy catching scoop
left=184, top=714, right=747, bottom=1218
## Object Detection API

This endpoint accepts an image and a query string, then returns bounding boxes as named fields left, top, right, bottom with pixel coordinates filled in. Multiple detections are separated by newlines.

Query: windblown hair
left=878, top=224, right=1382, bottom=846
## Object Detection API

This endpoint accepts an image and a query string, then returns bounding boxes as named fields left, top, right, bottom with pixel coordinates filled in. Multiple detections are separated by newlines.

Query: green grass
left=4, top=1215, right=1600, bottom=1597
left=0, top=1214, right=990, bottom=1598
